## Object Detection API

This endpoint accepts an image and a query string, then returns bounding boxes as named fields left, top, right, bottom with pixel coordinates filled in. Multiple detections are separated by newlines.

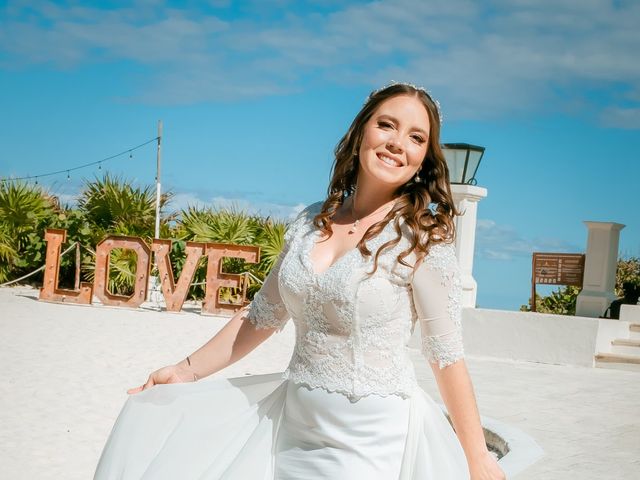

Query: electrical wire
left=0, top=137, right=159, bottom=183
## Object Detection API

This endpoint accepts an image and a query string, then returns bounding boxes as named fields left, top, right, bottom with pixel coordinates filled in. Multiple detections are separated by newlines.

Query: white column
left=576, top=221, right=625, bottom=318
left=450, top=184, right=488, bottom=308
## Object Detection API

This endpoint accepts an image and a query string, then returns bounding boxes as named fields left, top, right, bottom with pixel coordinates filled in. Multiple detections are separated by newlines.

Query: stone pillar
left=576, top=221, right=625, bottom=318
left=450, top=184, right=488, bottom=308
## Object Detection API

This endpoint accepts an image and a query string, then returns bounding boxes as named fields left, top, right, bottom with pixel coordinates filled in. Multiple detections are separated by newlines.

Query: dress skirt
left=94, top=374, right=470, bottom=479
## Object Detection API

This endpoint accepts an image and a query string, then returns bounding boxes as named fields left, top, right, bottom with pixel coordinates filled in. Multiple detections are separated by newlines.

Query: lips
left=377, top=152, right=403, bottom=167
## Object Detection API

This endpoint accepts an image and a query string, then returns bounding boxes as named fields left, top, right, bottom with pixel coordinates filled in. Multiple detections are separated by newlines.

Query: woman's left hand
left=468, top=450, right=506, bottom=480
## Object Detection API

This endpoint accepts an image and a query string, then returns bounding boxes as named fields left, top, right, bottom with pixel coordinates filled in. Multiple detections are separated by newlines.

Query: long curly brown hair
left=313, top=83, right=458, bottom=272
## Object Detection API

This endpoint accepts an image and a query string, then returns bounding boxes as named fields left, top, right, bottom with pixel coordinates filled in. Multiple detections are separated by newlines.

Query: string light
left=0, top=137, right=158, bottom=184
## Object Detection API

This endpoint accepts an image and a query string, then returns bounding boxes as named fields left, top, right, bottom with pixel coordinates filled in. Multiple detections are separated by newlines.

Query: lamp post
left=442, top=143, right=485, bottom=185
left=441, top=143, right=488, bottom=308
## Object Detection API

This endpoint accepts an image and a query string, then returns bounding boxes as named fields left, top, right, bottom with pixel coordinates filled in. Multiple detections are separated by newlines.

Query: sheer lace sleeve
left=410, top=243, right=464, bottom=369
left=245, top=207, right=307, bottom=330
left=245, top=254, right=289, bottom=330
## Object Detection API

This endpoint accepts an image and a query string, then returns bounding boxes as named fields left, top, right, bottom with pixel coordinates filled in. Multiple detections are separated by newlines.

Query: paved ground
left=413, top=352, right=640, bottom=479
left=1, top=285, right=638, bottom=479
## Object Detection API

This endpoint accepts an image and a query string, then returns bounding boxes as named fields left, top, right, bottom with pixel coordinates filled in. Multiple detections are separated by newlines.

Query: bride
left=94, top=83, right=505, bottom=480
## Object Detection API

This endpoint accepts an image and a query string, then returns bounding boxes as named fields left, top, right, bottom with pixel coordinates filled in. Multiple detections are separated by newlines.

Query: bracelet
left=185, top=356, right=199, bottom=382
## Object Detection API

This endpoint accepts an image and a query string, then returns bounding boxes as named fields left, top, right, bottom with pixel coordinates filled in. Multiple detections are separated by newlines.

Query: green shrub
left=0, top=175, right=289, bottom=303
left=0, top=181, right=58, bottom=283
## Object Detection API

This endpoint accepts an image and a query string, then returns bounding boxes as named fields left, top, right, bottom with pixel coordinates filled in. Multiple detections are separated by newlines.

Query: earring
left=414, top=171, right=422, bottom=183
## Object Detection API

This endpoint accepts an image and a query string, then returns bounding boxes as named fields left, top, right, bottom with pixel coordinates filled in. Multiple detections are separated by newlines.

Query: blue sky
left=1, top=0, right=639, bottom=310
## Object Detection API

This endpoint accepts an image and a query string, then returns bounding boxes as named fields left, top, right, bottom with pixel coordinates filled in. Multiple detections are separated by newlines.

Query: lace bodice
left=246, top=201, right=464, bottom=400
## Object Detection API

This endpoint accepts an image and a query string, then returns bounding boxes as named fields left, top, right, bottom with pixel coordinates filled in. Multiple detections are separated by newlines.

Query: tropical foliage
left=615, top=257, right=640, bottom=295
left=76, top=174, right=174, bottom=295
left=0, top=181, right=58, bottom=282
left=173, top=205, right=287, bottom=301
left=523, top=286, right=581, bottom=315
left=0, top=175, right=287, bottom=303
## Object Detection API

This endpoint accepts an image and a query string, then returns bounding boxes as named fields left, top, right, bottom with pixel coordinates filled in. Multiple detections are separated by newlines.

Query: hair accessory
left=368, top=81, right=443, bottom=124
left=427, top=202, right=439, bottom=216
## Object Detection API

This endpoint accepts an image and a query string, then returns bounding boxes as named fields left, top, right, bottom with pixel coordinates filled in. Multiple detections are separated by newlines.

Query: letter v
left=152, top=240, right=206, bottom=312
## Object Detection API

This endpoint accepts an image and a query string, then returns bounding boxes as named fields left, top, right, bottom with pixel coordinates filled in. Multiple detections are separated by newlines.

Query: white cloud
left=476, top=219, right=579, bottom=261
left=168, top=191, right=305, bottom=220
left=208, top=196, right=305, bottom=220
left=169, top=192, right=211, bottom=212
left=1, top=0, right=639, bottom=121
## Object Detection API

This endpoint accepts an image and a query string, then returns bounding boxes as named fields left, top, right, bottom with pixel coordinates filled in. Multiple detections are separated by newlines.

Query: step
left=612, top=338, right=640, bottom=355
left=629, top=324, right=640, bottom=340
left=612, top=338, right=640, bottom=347
left=595, top=352, right=640, bottom=372
left=595, top=360, right=640, bottom=372
left=595, top=352, right=640, bottom=365
left=610, top=342, right=640, bottom=355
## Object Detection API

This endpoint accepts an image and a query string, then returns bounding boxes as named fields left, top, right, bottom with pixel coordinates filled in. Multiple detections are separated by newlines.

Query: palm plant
left=0, top=181, right=57, bottom=249
left=253, top=220, right=287, bottom=272
left=81, top=247, right=140, bottom=296
left=0, top=181, right=58, bottom=282
left=174, top=206, right=288, bottom=300
left=78, top=173, right=173, bottom=240
left=77, top=174, right=174, bottom=294
left=0, top=222, right=18, bottom=283
left=178, top=206, right=255, bottom=244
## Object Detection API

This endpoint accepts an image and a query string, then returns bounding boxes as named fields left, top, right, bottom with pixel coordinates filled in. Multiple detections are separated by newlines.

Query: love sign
left=39, top=228, right=260, bottom=315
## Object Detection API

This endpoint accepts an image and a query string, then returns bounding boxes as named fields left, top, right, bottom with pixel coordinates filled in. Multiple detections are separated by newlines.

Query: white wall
left=410, top=308, right=629, bottom=367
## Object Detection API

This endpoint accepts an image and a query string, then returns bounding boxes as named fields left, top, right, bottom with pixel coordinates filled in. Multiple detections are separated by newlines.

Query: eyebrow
left=376, top=114, right=429, bottom=137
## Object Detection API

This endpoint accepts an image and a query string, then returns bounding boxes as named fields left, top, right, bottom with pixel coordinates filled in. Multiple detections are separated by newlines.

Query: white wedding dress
left=94, top=201, right=470, bottom=479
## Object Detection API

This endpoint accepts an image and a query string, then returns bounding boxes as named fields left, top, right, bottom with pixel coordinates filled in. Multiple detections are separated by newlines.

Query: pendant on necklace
left=348, top=219, right=360, bottom=234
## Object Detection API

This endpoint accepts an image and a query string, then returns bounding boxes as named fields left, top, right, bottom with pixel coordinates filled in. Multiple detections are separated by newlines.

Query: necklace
left=348, top=197, right=395, bottom=234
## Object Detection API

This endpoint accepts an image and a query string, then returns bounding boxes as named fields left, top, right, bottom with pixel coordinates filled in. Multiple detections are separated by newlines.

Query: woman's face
left=357, top=94, right=430, bottom=190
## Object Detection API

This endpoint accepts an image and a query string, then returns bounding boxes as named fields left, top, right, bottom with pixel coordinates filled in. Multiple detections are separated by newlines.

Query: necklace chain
left=348, top=197, right=394, bottom=234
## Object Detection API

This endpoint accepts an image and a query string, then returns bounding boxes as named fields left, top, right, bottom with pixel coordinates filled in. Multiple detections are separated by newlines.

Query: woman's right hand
left=127, top=363, right=195, bottom=395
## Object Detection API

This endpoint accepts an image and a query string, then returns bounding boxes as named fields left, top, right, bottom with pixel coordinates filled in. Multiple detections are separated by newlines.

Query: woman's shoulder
left=300, top=200, right=324, bottom=217
left=291, top=200, right=323, bottom=225
left=394, top=217, right=458, bottom=270
left=284, top=200, right=324, bottom=241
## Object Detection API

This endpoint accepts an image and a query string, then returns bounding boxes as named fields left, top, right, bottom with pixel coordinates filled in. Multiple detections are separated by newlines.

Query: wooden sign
left=39, top=228, right=260, bottom=315
left=530, top=252, right=585, bottom=312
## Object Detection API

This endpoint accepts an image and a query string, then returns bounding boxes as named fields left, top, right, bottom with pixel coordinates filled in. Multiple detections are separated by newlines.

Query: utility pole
left=149, top=120, right=163, bottom=305
left=154, top=120, right=162, bottom=239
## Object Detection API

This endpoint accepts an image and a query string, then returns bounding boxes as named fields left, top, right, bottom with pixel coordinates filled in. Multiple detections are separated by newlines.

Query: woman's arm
left=130, top=205, right=309, bottom=394
left=176, top=308, right=278, bottom=380
left=430, top=360, right=501, bottom=477
left=411, top=243, right=504, bottom=479
left=128, top=308, right=282, bottom=394
left=130, top=236, right=296, bottom=393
